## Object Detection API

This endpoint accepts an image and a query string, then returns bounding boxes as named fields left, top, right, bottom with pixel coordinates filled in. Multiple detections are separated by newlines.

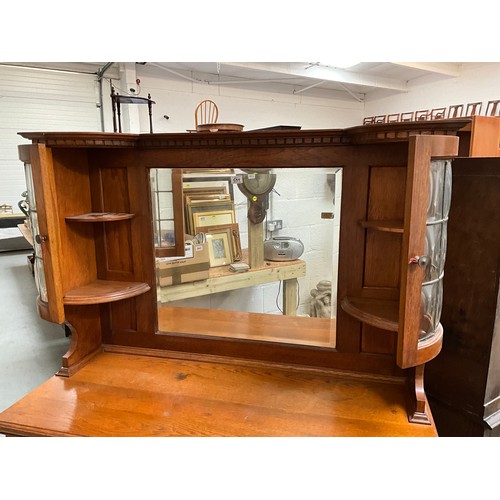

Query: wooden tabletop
left=0, top=351, right=437, bottom=437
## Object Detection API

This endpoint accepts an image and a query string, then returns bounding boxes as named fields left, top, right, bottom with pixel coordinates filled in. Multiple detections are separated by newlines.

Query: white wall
left=0, top=64, right=101, bottom=211
left=364, top=62, right=500, bottom=118
left=167, top=168, right=342, bottom=318
left=106, top=63, right=364, bottom=134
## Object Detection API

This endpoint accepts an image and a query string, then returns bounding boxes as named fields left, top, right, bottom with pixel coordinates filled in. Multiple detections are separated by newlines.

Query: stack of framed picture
left=182, top=171, right=242, bottom=267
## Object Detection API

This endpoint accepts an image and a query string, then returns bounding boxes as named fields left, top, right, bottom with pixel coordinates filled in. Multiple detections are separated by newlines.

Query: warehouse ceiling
left=144, top=61, right=462, bottom=101
left=3, top=61, right=463, bottom=102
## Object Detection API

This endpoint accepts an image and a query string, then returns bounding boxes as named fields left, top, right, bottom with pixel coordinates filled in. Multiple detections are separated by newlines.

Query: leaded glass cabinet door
left=19, top=144, right=65, bottom=324
left=23, top=162, right=49, bottom=305
left=398, top=135, right=458, bottom=369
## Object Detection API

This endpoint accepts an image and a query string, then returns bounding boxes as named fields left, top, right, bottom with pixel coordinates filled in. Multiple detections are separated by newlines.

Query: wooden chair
left=194, top=99, right=219, bottom=128
left=448, top=104, right=464, bottom=118
left=400, top=112, right=415, bottom=122
left=430, top=108, right=446, bottom=120
left=374, top=115, right=386, bottom=123
left=387, top=113, right=400, bottom=123
left=415, top=110, right=430, bottom=121
left=465, top=101, right=482, bottom=116
left=363, top=117, right=375, bottom=125
left=485, top=99, right=500, bottom=116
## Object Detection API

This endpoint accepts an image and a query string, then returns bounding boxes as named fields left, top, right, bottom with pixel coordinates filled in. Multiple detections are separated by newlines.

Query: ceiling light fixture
left=306, top=61, right=361, bottom=70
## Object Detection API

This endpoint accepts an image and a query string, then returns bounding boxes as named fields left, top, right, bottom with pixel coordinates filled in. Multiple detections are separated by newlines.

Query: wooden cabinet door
left=397, top=135, right=459, bottom=368
left=29, top=144, right=66, bottom=324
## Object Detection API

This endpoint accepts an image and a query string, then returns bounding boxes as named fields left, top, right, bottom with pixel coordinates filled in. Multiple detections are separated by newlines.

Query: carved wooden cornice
left=18, top=132, right=139, bottom=147
left=346, top=118, right=472, bottom=144
left=18, top=119, right=473, bottom=149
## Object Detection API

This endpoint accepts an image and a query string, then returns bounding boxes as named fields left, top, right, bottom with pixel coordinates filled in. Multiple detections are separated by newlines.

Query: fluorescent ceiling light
left=319, top=61, right=361, bottom=69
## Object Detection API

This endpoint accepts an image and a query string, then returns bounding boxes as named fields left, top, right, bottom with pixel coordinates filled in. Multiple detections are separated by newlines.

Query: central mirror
left=150, top=167, right=342, bottom=349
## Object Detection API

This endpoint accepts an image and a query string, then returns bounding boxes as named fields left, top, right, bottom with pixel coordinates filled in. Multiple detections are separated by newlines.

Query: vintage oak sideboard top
left=1, top=116, right=498, bottom=437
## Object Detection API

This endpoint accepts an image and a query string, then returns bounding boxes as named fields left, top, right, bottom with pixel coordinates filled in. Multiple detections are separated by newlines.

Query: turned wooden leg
left=406, top=363, right=433, bottom=425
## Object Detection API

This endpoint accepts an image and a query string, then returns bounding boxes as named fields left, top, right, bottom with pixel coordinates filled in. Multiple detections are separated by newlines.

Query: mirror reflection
left=151, top=167, right=342, bottom=349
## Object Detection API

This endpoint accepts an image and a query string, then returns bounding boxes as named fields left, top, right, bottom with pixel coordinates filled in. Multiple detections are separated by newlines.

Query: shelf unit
left=63, top=211, right=148, bottom=305
left=63, top=280, right=150, bottom=305
left=342, top=219, right=404, bottom=331
left=359, top=219, right=404, bottom=233
left=341, top=296, right=399, bottom=332
left=65, top=212, right=135, bottom=222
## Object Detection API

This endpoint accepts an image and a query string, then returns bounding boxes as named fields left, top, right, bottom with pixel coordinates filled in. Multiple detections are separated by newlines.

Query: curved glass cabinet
left=23, top=162, right=48, bottom=304
left=420, top=159, right=452, bottom=341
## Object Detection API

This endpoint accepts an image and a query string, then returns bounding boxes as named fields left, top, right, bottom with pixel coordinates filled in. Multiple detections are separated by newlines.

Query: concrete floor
left=0, top=250, right=70, bottom=414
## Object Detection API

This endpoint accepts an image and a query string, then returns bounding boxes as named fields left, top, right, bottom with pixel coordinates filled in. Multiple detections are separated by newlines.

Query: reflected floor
left=158, top=305, right=336, bottom=347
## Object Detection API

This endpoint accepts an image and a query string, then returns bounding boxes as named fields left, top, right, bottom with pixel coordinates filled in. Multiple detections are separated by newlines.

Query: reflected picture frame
left=206, top=231, right=233, bottom=267
left=186, top=199, right=235, bottom=235
left=195, top=222, right=242, bottom=262
left=193, top=210, right=236, bottom=229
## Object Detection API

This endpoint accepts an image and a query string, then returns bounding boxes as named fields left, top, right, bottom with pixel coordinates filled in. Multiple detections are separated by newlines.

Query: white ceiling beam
left=148, top=62, right=203, bottom=83
left=390, top=62, right=461, bottom=77
left=222, top=62, right=408, bottom=91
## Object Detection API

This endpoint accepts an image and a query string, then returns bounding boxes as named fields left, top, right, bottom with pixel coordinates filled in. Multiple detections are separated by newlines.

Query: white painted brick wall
left=169, top=168, right=342, bottom=319
left=364, top=62, right=500, bottom=118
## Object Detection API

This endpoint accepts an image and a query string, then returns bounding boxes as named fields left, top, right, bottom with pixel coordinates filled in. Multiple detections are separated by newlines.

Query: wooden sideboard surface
left=0, top=351, right=436, bottom=437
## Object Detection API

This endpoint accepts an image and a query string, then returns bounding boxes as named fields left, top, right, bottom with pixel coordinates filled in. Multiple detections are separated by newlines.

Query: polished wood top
left=0, top=351, right=437, bottom=437
left=17, top=117, right=473, bottom=148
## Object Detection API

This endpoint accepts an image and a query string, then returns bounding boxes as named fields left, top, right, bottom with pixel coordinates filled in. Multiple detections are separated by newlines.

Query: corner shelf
left=359, top=219, right=404, bottom=233
left=65, top=212, right=135, bottom=222
left=63, top=280, right=150, bottom=305
left=341, top=296, right=399, bottom=332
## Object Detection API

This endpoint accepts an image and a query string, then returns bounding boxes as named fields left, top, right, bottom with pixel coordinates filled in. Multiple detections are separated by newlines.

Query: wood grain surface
left=0, top=352, right=437, bottom=437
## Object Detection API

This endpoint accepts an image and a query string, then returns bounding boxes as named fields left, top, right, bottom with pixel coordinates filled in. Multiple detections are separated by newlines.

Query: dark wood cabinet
left=426, top=157, right=500, bottom=436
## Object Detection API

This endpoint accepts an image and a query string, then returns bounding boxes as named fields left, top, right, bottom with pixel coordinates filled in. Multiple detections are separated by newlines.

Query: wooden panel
left=336, top=144, right=409, bottom=355
left=366, top=166, right=406, bottom=219
left=426, top=158, right=500, bottom=435
left=361, top=324, right=396, bottom=354
left=86, top=154, right=157, bottom=339
left=110, top=298, right=139, bottom=332
left=126, top=164, right=158, bottom=335
left=100, top=167, right=134, bottom=276
left=364, top=232, right=402, bottom=288
left=0, top=352, right=437, bottom=437
left=469, top=116, right=500, bottom=157
left=29, top=145, right=73, bottom=323
left=52, top=149, right=98, bottom=296
left=363, top=166, right=405, bottom=288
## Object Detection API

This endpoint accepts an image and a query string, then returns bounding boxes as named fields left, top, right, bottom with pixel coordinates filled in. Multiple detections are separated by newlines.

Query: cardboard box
left=157, top=241, right=209, bottom=286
